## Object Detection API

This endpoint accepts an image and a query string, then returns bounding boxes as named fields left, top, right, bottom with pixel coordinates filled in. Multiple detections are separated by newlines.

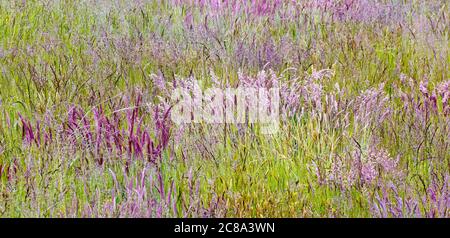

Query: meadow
left=0, top=0, right=448, bottom=217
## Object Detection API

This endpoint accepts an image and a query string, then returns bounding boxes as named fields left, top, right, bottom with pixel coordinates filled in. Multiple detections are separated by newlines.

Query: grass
left=0, top=0, right=449, bottom=217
